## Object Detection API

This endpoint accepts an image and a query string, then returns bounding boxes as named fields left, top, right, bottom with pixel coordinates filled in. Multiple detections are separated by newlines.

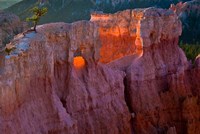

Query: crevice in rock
left=60, top=97, right=67, bottom=109
left=123, top=72, right=135, bottom=133
left=0, top=51, right=5, bottom=74
left=161, top=81, right=170, bottom=93
left=123, top=75, right=133, bottom=113
left=58, top=96, right=72, bottom=117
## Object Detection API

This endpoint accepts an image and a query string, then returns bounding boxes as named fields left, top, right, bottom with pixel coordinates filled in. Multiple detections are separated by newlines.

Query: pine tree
left=26, top=6, right=48, bottom=32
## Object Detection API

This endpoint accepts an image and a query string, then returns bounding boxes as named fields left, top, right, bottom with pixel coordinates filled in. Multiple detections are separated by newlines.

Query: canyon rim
left=0, top=7, right=200, bottom=134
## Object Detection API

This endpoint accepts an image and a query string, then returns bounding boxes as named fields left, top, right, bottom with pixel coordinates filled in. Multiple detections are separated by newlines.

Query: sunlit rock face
left=73, top=56, right=86, bottom=69
left=91, top=8, right=182, bottom=63
left=0, top=7, right=200, bottom=134
left=91, top=10, right=140, bottom=63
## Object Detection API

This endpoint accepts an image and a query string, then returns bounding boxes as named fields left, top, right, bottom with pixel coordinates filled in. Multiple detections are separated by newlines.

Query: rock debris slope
left=0, top=7, right=200, bottom=134
left=0, top=11, right=25, bottom=49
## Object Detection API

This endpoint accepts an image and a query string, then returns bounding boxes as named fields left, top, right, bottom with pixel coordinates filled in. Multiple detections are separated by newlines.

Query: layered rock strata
left=0, top=7, right=199, bottom=134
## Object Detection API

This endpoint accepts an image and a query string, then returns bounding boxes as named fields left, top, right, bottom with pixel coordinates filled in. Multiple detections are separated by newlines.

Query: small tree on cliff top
left=26, top=6, right=48, bottom=32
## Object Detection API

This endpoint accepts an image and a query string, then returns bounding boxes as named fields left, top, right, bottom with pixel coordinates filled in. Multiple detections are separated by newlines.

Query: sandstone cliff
left=0, top=8, right=200, bottom=134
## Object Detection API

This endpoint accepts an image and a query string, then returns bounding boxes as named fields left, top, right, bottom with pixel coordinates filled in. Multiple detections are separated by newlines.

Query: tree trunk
left=33, top=21, right=38, bottom=32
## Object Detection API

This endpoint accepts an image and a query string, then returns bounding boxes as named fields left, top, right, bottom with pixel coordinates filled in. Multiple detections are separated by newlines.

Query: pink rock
left=0, top=7, right=199, bottom=134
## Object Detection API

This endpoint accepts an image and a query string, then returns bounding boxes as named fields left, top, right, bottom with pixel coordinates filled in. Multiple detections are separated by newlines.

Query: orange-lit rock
left=73, top=56, right=86, bottom=69
left=0, top=8, right=199, bottom=134
left=91, top=10, right=140, bottom=63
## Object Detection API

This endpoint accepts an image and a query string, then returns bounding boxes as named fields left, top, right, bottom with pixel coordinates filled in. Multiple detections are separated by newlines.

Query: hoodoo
left=0, top=7, right=199, bottom=134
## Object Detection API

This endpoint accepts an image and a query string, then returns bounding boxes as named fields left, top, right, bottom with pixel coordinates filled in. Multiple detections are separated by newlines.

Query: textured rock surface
left=1, top=22, right=131, bottom=134
left=0, top=11, right=26, bottom=49
left=91, top=8, right=181, bottom=63
left=0, top=8, right=200, bottom=134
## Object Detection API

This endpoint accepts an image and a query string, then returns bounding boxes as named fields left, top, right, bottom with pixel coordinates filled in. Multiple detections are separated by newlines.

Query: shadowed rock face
left=170, top=0, right=200, bottom=43
left=0, top=11, right=26, bottom=49
left=0, top=8, right=200, bottom=134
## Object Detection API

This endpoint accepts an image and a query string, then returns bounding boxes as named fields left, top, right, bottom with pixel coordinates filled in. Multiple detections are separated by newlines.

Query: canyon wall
left=0, top=8, right=200, bottom=134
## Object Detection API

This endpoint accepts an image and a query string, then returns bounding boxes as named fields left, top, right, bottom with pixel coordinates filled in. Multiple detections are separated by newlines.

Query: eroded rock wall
left=0, top=21, right=131, bottom=134
left=0, top=7, right=199, bottom=134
